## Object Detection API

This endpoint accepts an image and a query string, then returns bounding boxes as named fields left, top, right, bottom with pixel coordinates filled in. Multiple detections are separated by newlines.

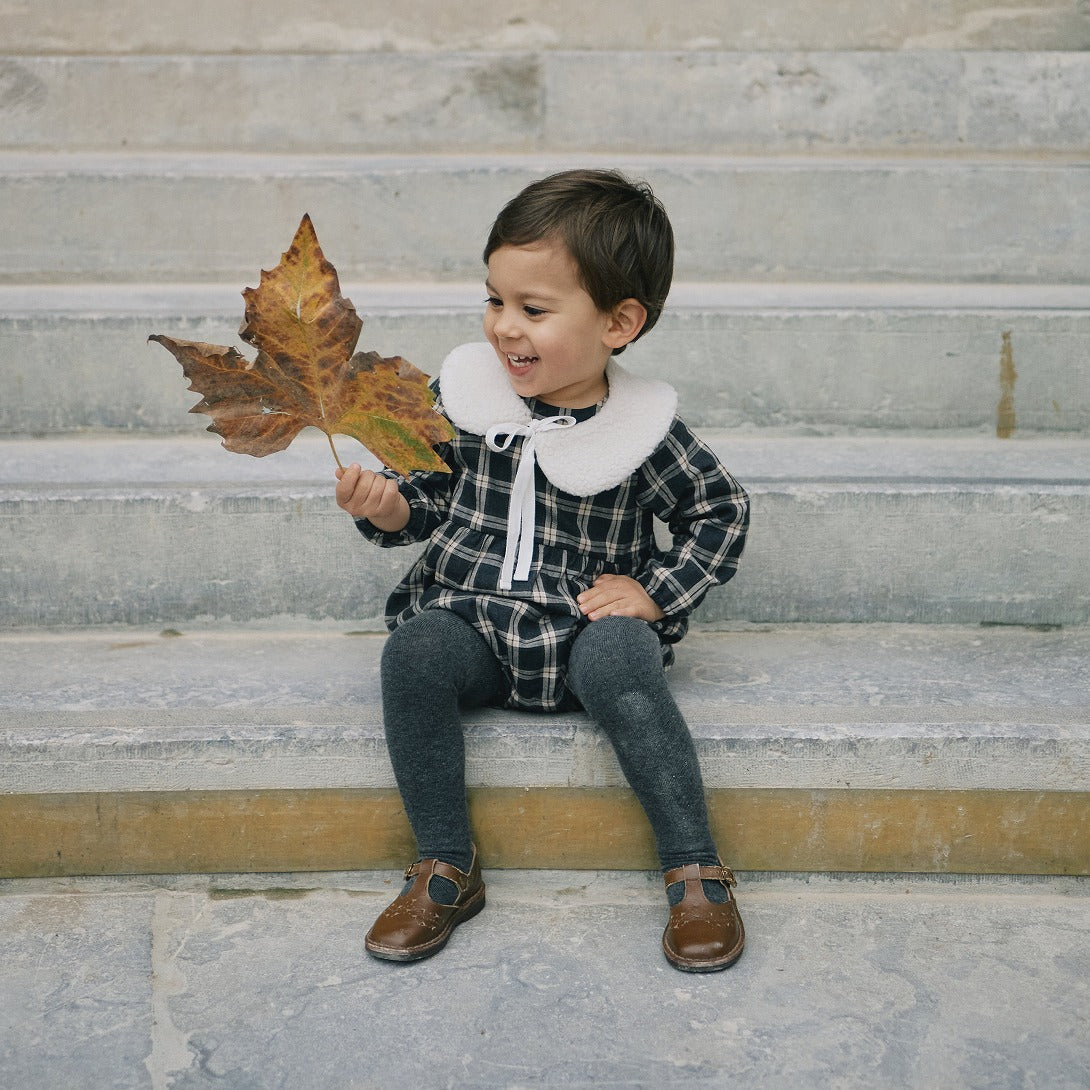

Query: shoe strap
left=404, top=850, right=476, bottom=895
left=662, top=862, right=737, bottom=889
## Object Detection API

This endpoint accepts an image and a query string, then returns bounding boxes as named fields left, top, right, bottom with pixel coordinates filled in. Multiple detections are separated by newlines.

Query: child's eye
left=484, top=295, right=502, bottom=308
left=523, top=306, right=545, bottom=318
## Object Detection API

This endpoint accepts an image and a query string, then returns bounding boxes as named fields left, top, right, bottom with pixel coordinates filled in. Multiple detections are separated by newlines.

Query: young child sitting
left=335, top=168, right=749, bottom=972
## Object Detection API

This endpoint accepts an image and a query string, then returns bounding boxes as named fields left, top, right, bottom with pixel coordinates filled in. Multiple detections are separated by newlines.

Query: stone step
left=6, top=283, right=1090, bottom=436
left=4, top=51, right=1088, bottom=154
left=1, top=624, right=1087, bottom=876
left=3, top=282, right=1089, bottom=436
left=3, top=152, right=1088, bottom=284
left=3, top=434, right=1088, bottom=627
left=5, top=0, right=1087, bottom=51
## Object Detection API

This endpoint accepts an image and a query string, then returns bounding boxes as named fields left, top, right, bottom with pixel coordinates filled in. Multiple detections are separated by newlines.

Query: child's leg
left=566, top=616, right=720, bottom=879
left=380, top=608, right=506, bottom=874
left=567, top=616, right=744, bottom=972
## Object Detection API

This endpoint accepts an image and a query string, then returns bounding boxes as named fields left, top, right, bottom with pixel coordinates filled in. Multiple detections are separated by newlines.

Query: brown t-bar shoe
left=661, top=862, right=745, bottom=972
left=365, top=847, right=485, bottom=962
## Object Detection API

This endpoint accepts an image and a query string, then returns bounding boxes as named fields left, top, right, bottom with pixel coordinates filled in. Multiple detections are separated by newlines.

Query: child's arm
left=633, top=419, right=750, bottom=620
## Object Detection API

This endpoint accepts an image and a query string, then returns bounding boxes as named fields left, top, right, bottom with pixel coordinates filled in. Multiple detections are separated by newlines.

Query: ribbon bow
left=485, top=415, right=577, bottom=590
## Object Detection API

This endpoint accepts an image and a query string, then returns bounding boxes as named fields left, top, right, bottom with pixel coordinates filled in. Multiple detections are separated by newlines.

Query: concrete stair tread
left=7, top=0, right=1089, bottom=51
left=6, top=148, right=1089, bottom=170
left=3, top=433, right=1090, bottom=490
left=3, top=623, right=1087, bottom=795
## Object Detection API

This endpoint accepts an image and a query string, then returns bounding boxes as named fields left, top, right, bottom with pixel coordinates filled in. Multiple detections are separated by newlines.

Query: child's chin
left=505, top=370, right=540, bottom=396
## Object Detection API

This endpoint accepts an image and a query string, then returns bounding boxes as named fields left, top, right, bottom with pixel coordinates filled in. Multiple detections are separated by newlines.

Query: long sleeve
left=353, top=463, right=456, bottom=547
left=635, top=417, right=749, bottom=620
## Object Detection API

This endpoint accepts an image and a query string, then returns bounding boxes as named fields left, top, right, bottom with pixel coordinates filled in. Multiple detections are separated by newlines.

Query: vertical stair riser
left=2, top=161, right=1088, bottom=283
left=3, top=53, right=1088, bottom=153
left=4, top=308, right=1089, bottom=435
left=3, top=489, right=1087, bottom=626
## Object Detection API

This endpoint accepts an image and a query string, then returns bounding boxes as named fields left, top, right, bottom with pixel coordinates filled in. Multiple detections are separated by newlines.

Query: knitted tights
left=379, top=609, right=721, bottom=886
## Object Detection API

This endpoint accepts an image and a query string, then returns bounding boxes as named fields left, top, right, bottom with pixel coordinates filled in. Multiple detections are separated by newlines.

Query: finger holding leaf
left=334, top=463, right=411, bottom=532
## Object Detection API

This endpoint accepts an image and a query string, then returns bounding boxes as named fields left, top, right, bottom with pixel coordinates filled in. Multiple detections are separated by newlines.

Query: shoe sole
left=365, top=885, right=486, bottom=963
left=662, top=936, right=745, bottom=973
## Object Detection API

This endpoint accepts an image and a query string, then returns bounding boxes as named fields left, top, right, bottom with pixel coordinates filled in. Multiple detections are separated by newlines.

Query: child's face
left=483, top=241, right=616, bottom=409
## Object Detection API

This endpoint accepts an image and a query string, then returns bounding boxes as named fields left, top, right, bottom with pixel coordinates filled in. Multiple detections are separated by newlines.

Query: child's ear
left=603, top=298, right=648, bottom=350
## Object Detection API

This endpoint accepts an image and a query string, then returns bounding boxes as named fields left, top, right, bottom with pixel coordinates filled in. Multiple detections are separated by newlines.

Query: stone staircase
left=2, top=3, right=1088, bottom=878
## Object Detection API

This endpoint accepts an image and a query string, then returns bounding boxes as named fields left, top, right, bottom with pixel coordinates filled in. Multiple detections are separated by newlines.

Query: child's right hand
left=335, top=464, right=412, bottom=532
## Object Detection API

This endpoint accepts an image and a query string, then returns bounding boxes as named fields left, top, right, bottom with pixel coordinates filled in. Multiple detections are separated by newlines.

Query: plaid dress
left=356, top=343, right=749, bottom=712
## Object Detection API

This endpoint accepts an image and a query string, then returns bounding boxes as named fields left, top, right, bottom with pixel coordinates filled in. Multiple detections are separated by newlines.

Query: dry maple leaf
left=150, top=214, right=453, bottom=476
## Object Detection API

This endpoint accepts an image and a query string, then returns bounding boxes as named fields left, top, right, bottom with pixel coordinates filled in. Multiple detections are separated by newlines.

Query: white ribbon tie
left=485, top=415, right=577, bottom=590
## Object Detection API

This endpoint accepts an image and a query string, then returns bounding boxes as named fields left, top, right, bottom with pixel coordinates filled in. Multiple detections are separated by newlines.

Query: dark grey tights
left=379, top=610, right=722, bottom=901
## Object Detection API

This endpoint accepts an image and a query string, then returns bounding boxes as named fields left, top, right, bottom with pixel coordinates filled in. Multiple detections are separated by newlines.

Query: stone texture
left=4, top=52, right=1089, bottom=153
left=4, top=0, right=1089, bottom=51
left=2, top=154, right=1087, bottom=284
left=0, top=871, right=1088, bottom=1089
left=549, top=51, right=1090, bottom=154
left=3, top=434, right=1088, bottom=626
left=4, top=284, right=1089, bottom=436
left=0, top=888, right=154, bottom=1087
left=2, top=625, right=1087, bottom=795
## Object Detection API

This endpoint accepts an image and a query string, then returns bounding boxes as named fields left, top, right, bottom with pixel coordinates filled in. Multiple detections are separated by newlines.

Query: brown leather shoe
left=662, top=862, right=745, bottom=972
left=365, top=847, right=485, bottom=962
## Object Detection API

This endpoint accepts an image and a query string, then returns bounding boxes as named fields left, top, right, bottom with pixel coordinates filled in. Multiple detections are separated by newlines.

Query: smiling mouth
left=505, top=353, right=539, bottom=374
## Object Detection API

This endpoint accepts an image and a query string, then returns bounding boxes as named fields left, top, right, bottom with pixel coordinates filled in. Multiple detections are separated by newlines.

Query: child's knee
left=382, top=610, right=465, bottom=678
left=573, top=615, right=662, bottom=677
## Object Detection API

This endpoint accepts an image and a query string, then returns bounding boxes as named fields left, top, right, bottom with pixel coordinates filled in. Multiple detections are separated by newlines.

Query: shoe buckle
left=708, top=865, right=737, bottom=888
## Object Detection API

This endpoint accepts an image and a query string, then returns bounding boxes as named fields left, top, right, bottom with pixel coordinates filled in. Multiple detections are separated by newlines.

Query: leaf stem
left=327, top=432, right=345, bottom=470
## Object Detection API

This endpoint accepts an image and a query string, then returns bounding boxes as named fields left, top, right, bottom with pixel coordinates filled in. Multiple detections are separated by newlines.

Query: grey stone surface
left=2, top=625, right=1087, bottom=795
left=0, top=54, right=546, bottom=154
left=550, top=52, right=1090, bottom=154
left=0, top=871, right=1088, bottom=1089
left=4, top=52, right=1089, bottom=153
left=0, top=887, right=154, bottom=1087
left=3, top=434, right=1088, bottom=627
left=7, top=430, right=1090, bottom=485
left=4, top=0, right=1088, bottom=51
left=2, top=154, right=1088, bottom=284
left=3, top=283, right=1089, bottom=435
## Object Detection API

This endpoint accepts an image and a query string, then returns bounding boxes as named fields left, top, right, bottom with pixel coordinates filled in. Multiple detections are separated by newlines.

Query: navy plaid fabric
left=356, top=396, right=748, bottom=711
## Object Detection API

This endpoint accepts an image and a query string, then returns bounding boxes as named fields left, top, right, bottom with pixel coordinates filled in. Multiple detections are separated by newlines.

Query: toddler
left=335, top=169, right=749, bottom=972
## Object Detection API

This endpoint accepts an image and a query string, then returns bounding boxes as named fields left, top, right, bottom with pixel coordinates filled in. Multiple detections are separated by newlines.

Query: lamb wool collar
left=438, top=342, right=678, bottom=497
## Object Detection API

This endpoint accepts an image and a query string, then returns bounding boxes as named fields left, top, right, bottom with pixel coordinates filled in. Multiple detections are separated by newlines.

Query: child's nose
left=491, top=307, right=521, bottom=340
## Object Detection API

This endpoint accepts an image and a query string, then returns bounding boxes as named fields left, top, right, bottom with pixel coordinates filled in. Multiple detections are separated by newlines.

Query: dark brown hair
left=483, top=169, right=674, bottom=354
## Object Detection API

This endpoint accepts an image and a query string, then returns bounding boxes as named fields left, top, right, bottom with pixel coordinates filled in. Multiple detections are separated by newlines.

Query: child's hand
left=577, top=574, right=665, bottom=623
left=335, top=464, right=411, bottom=532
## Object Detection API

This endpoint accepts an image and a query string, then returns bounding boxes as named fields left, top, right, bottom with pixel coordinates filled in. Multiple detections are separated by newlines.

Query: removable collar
left=438, top=342, right=678, bottom=497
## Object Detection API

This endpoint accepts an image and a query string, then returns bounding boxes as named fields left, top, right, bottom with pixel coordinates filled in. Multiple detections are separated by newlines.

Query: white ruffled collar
left=438, top=342, right=677, bottom=497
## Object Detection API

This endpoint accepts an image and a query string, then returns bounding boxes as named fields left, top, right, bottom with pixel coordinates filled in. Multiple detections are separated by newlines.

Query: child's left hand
left=577, top=574, right=665, bottom=623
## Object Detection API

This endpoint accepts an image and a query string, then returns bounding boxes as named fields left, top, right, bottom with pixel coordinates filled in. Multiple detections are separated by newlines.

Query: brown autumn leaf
left=149, top=213, right=453, bottom=475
